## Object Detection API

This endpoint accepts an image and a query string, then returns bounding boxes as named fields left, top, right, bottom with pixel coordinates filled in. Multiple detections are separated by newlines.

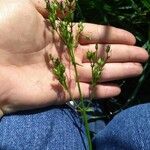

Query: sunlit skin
left=0, top=0, right=148, bottom=114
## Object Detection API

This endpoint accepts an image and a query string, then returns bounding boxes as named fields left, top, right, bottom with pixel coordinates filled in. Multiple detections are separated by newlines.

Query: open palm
left=0, top=0, right=148, bottom=114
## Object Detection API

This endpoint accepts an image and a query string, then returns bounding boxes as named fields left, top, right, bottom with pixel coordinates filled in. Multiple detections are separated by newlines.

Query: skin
left=0, top=0, right=148, bottom=114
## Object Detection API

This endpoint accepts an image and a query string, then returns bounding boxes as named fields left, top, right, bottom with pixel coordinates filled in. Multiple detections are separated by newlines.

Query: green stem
left=81, top=108, right=92, bottom=150
left=71, top=48, right=92, bottom=150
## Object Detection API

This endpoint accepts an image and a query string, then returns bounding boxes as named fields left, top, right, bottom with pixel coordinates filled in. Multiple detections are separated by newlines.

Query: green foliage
left=87, top=45, right=110, bottom=88
left=75, top=0, right=150, bottom=119
left=141, top=0, right=150, bottom=10
left=46, top=0, right=58, bottom=28
left=49, top=55, right=68, bottom=90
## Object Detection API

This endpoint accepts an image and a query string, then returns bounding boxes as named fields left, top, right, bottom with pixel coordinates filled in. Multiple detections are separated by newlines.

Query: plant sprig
left=87, top=44, right=110, bottom=88
left=49, top=54, right=68, bottom=90
left=46, top=1, right=110, bottom=149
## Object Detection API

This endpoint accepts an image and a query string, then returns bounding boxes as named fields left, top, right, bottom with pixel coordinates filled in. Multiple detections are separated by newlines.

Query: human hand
left=0, top=0, right=148, bottom=115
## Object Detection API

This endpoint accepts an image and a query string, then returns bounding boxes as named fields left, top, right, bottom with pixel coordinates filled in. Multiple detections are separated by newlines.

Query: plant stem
left=46, top=1, right=93, bottom=149
left=70, top=47, right=92, bottom=150
left=81, top=108, right=92, bottom=150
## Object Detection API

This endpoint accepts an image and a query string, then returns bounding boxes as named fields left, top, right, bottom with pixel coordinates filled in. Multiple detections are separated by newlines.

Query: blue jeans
left=0, top=104, right=150, bottom=150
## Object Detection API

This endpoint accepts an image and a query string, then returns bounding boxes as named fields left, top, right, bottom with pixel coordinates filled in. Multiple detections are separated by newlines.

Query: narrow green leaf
left=141, top=0, right=150, bottom=10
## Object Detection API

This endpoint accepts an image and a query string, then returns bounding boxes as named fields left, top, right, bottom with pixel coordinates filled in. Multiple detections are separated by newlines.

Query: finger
left=78, top=63, right=143, bottom=83
left=0, top=64, right=120, bottom=114
left=72, top=83, right=121, bottom=99
left=32, top=2, right=136, bottom=46
left=78, top=23, right=136, bottom=45
left=0, top=68, right=120, bottom=114
left=1, top=83, right=121, bottom=114
left=32, top=1, right=135, bottom=45
left=78, top=44, right=149, bottom=63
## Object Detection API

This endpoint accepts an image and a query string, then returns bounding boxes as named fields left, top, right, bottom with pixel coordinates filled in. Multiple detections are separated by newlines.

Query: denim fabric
left=0, top=104, right=150, bottom=150
left=0, top=105, right=88, bottom=150
left=93, top=103, right=150, bottom=150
